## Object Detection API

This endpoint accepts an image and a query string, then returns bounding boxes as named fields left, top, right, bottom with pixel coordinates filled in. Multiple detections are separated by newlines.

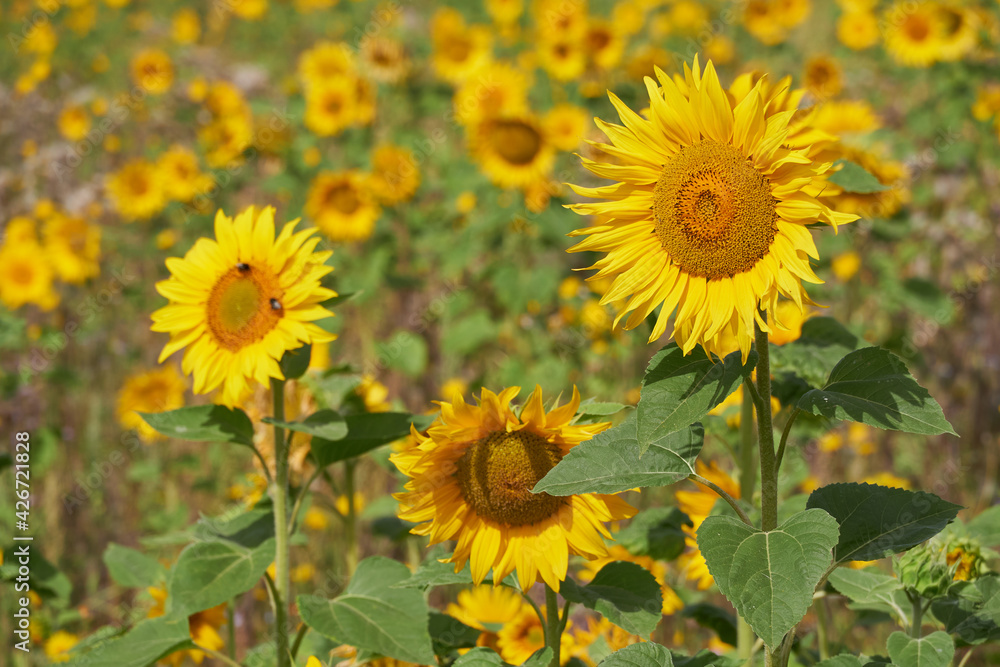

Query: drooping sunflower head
left=391, top=385, right=636, bottom=592
left=567, top=57, right=857, bottom=360
left=151, top=206, right=336, bottom=406
left=470, top=113, right=556, bottom=189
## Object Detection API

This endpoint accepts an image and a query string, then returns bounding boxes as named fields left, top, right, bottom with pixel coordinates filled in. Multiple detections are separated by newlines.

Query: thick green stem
left=227, top=601, right=236, bottom=659
left=344, top=458, right=359, bottom=576
left=910, top=595, right=925, bottom=638
left=738, top=381, right=757, bottom=661
left=270, top=378, right=292, bottom=667
left=816, top=597, right=831, bottom=661
left=545, top=585, right=562, bottom=667
left=755, top=319, right=778, bottom=533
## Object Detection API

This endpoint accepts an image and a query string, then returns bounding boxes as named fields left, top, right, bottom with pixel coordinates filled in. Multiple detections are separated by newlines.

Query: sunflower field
left=3, top=0, right=1000, bottom=665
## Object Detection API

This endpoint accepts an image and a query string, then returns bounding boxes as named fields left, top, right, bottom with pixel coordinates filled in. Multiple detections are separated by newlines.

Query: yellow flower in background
left=392, top=386, right=636, bottom=592
left=232, top=0, right=268, bottom=20
left=544, top=103, right=589, bottom=152
left=360, top=36, right=411, bottom=84
left=768, top=299, right=812, bottom=346
left=306, top=170, right=381, bottom=243
left=578, top=544, right=683, bottom=614
left=229, top=472, right=269, bottom=508
left=43, top=214, right=102, bottom=284
left=148, top=586, right=227, bottom=665
left=837, top=10, right=879, bottom=50
left=0, top=238, right=60, bottom=311
left=332, top=644, right=425, bottom=667
left=44, top=631, right=79, bottom=663
left=538, top=38, right=586, bottom=82
left=116, top=366, right=187, bottom=443
left=811, top=100, right=881, bottom=136
left=676, top=461, right=740, bottom=589
left=935, top=5, right=978, bottom=62
left=431, top=9, right=493, bottom=83
left=446, top=585, right=525, bottom=651
left=304, top=78, right=359, bottom=137
left=171, top=8, right=201, bottom=44
left=367, top=145, right=421, bottom=205
left=568, top=57, right=857, bottom=360
left=303, top=506, right=330, bottom=531
left=151, top=206, right=337, bottom=406
left=299, top=41, right=355, bottom=86
left=130, top=48, right=174, bottom=94
left=57, top=105, right=90, bottom=141
left=334, top=492, right=366, bottom=517
left=584, top=20, right=624, bottom=71
left=883, top=2, right=945, bottom=67
left=498, top=606, right=575, bottom=665
left=863, top=472, right=911, bottom=489
left=802, top=55, right=843, bottom=100
left=292, top=563, right=316, bottom=583
left=469, top=113, right=555, bottom=189
left=440, top=377, right=468, bottom=402
left=453, top=63, right=530, bottom=128
left=826, top=145, right=909, bottom=218
left=356, top=374, right=391, bottom=412
left=831, top=250, right=862, bottom=281
left=106, top=159, right=167, bottom=221
left=571, top=616, right=645, bottom=666
left=157, top=145, right=211, bottom=204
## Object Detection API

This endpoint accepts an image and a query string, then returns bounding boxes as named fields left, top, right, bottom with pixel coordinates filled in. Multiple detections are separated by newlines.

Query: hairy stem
left=689, top=474, right=752, bottom=526
left=738, top=384, right=757, bottom=661
left=270, top=378, right=291, bottom=667
left=755, top=318, right=778, bottom=533
left=545, top=585, right=562, bottom=667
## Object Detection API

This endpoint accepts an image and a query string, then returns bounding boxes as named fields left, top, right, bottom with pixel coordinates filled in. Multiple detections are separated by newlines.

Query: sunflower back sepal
left=137, top=404, right=255, bottom=447
left=637, top=344, right=755, bottom=455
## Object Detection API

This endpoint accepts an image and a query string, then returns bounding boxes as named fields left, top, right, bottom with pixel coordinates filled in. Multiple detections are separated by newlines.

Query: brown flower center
left=454, top=429, right=565, bottom=526
left=490, top=120, right=543, bottom=166
left=653, top=140, right=777, bottom=279
left=206, top=264, right=283, bottom=351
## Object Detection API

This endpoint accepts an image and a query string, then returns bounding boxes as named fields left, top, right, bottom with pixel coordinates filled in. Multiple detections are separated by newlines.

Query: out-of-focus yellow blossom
left=579, top=544, right=683, bottom=614
left=356, top=375, right=391, bottom=412
left=838, top=10, right=879, bottom=49
left=456, top=191, right=477, bottom=214
left=803, top=55, right=843, bottom=99
left=155, top=229, right=177, bottom=250
left=116, top=366, right=187, bottom=443
left=863, top=472, right=911, bottom=489
left=570, top=616, right=645, bottom=666
left=148, top=586, right=227, bottom=665
left=57, top=105, right=90, bottom=141
left=44, top=631, right=79, bottom=663
left=440, top=377, right=468, bottom=402
left=306, top=170, right=381, bottom=243
left=367, top=145, right=420, bottom=205
left=431, top=8, right=493, bottom=83
left=106, top=159, right=167, bottom=221
left=43, top=214, right=101, bottom=284
left=292, top=563, right=316, bottom=583
left=335, top=492, right=366, bottom=517
left=832, top=251, right=862, bottom=281
left=171, top=8, right=200, bottom=44
left=303, top=506, right=330, bottom=531
left=130, top=49, right=174, bottom=95
left=0, top=238, right=60, bottom=311
left=232, top=0, right=268, bottom=20
left=157, top=145, right=212, bottom=204
left=229, top=473, right=269, bottom=508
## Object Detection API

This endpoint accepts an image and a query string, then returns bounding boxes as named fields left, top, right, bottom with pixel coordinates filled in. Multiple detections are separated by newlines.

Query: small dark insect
left=237, top=262, right=250, bottom=272
left=269, top=298, right=282, bottom=311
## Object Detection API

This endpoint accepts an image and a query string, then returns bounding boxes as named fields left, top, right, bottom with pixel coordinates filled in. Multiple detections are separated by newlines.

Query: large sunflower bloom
left=567, top=57, right=857, bottom=360
left=151, top=206, right=337, bottom=406
left=392, top=386, right=636, bottom=592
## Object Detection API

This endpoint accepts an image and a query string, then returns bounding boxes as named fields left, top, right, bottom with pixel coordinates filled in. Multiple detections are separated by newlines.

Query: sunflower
left=367, top=145, right=421, bottom=205
left=452, top=62, right=530, bottom=127
left=446, top=586, right=525, bottom=652
left=360, top=35, right=410, bottom=84
left=825, top=145, right=909, bottom=218
left=487, top=0, right=524, bottom=26
left=392, top=386, right=636, bottom=592
left=431, top=9, right=493, bottom=83
left=157, top=144, right=212, bottom=203
left=57, top=105, right=90, bottom=141
left=538, top=38, right=586, bottom=82
left=304, top=78, right=358, bottom=137
left=130, top=48, right=174, bottom=95
left=298, top=41, right=355, bottom=87
left=0, top=238, right=59, bottom=311
left=151, top=206, right=337, bottom=407
left=675, top=460, right=740, bottom=589
left=570, top=616, right=644, bottom=666
left=42, top=214, right=101, bottom=284
left=171, top=8, right=200, bottom=44
left=231, top=0, right=268, bottom=20
left=306, top=170, right=381, bottom=243
left=831, top=250, right=861, bottom=282
left=470, top=113, right=556, bottom=189
left=837, top=9, right=879, bottom=50
left=567, top=57, right=857, bottom=360
left=584, top=20, right=624, bottom=71
left=116, top=366, right=188, bottom=443
left=544, top=103, right=589, bottom=151
left=883, top=2, right=945, bottom=67
left=107, top=159, right=168, bottom=221
left=148, top=586, right=227, bottom=665
left=802, top=55, right=843, bottom=99
left=497, top=606, right=576, bottom=665
left=44, top=631, right=78, bottom=663
left=935, top=4, right=978, bottom=61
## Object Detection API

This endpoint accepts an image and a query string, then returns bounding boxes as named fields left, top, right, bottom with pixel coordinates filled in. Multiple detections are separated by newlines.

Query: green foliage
left=298, top=556, right=436, bottom=665
left=806, top=483, right=962, bottom=563
left=931, top=575, right=1000, bottom=646
left=829, top=160, right=890, bottom=194
left=697, top=509, right=840, bottom=648
left=797, top=347, right=956, bottom=435
left=815, top=656, right=865, bottom=667
left=453, top=647, right=506, bottom=667
left=614, top=507, right=692, bottom=562
left=429, top=612, right=480, bottom=656
left=278, top=344, right=312, bottom=380
left=770, top=317, right=860, bottom=389
left=65, top=615, right=196, bottom=667
left=309, top=412, right=434, bottom=467
left=886, top=631, right=955, bottom=667
left=102, top=543, right=166, bottom=589
left=636, top=344, right=755, bottom=454
left=263, top=408, right=349, bottom=441
left=827, top=568, right=909, bottom=621
left=168, top=505, right=276, bottom=614
left=534, top=414, right=703, bottom=495
left=598, top=642, right=674, bottom=666
left=138, top=405, right=255, bottom=446
left=560, top=561, right=663, bottom=636
left=680, top=603, right=737, bottom=646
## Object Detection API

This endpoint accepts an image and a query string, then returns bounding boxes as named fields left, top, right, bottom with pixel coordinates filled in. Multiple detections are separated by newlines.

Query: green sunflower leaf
left=559, top=561, right=663, bottom=636
left=796, top=347, right=956, bottom=435
left=697, top=508, right=840, bottom=649
left=827, top=568, right=909, bottom=621
left=814, top=656, right=865, bottom=667
left=534, top=413, right=703, bottom=496
left=806, top=483, right=962, bottom=563
left=309, top=412, right=434, bottom=468
left=930, top=575, right=1000, bottom=646
left=298, top=556, right=436, bottom=665
left=103, top=543, right=166, bottom=589
left=614, top=507, right=692, bottom=561
left=886, top=631, right=954, bottom=667
left=138, top=405, right=255, bottom=446
left=829, top=160, right=890, bottom=194
left=453, top=647, right=505, bottom=667
left=770, top=317, right=859, bottom=388
left=429, top=612, right=480, bottom=655
left=278, top=343, right=312, bottom=380
left=64, top=615, right=195, bottom=667
left=636, top=344, right=755, bottom=455
left=263, top=409, right=348, bottom=441
left=598, top=643, right=674, bottom=667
